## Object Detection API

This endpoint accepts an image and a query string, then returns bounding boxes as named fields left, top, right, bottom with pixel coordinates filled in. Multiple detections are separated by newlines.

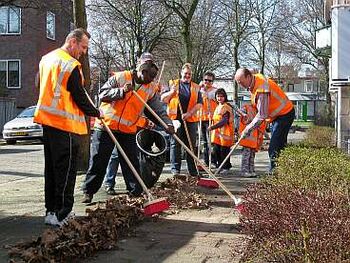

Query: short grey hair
left=65, top=28, right=90, bottom=43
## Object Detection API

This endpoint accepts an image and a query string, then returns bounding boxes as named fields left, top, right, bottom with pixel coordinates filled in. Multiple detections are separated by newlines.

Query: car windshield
left=17, top=107, right=35, bottom=118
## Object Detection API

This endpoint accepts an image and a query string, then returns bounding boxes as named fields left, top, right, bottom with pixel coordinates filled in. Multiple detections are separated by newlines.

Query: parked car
left=2, top=106, right=43, bottom=145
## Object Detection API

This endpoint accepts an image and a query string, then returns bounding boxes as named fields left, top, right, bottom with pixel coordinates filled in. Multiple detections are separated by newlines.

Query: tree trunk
left=73, top=0, right=91, bottom=172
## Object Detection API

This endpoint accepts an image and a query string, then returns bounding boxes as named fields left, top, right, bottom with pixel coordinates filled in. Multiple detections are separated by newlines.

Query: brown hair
left=204, top=71, right=215, bottom=80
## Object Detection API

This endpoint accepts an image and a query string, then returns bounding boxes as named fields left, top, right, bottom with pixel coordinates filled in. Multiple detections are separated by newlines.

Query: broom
left=84, top=90, right=169, bottom=216
left=131, top=90, right=244, bottom=211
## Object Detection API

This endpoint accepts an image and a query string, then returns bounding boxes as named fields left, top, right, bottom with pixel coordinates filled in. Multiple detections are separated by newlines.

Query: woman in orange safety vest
left=208, top=88, right=234, bottom=174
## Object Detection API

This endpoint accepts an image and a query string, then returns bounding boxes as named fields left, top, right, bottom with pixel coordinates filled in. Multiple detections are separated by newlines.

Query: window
left=46, top=11, right=55, bottom=40
left=0, top=6, right=21, bottom=34
left=304, top=80, right=313, bottom=92
left=0, top=60, right=20, bottom=89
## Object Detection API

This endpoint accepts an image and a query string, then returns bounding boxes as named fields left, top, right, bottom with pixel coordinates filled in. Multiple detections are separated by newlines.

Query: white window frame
left=46, top=11, right=56, bottom=40
left=304, top=80, right=313, bottom=92
left=0, top=59, right=21, bottom=89
left=0, top=6, right=21, bottom=35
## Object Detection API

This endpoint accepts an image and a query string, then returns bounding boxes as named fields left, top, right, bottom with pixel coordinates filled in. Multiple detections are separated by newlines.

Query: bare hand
left=123, top=83, right=133, bottom=93
left=182, top=112, right=191, bottom=121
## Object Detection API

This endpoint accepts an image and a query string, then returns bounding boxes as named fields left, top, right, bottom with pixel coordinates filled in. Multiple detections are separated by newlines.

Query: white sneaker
left=57, top=211, right=75, bottom=227
left=44, top=212, right=59, bottom=226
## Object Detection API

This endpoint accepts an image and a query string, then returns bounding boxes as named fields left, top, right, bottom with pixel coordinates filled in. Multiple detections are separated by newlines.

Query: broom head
left=197, top=178, right=219, bottom=188
left=143, top=197, right=170, bottom=216
left=234, top=198, right=245, bottom=214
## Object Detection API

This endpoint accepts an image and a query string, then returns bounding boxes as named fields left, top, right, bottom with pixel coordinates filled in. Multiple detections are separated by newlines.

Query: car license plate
left=13, top=132, right=28, bottom=136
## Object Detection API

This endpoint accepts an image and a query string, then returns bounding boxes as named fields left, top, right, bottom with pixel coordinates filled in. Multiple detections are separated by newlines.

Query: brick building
left=0, top=0, right=73, bottom=110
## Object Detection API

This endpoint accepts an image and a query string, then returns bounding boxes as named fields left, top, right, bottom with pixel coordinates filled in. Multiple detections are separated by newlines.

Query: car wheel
left=5, top=139, right=16, bottom=145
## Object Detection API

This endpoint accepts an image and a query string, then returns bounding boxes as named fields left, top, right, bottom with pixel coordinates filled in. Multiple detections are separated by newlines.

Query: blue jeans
left=269, top=108, right=295, bottom=172
left=104, top=146, right=119, bottom=189
left=170, top=120, right=198, bottom=175
left=200, top=120, right=210, bottom=165
left=82, top=129, right=142, bottom=196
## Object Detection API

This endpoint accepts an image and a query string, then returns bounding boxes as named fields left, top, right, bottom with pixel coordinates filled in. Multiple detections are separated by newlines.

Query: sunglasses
left=204, top=79, right=213, bottom=83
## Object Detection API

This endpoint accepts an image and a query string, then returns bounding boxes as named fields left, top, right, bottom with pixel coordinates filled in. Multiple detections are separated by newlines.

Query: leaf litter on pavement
left=6, top=176, right=209, bottom=262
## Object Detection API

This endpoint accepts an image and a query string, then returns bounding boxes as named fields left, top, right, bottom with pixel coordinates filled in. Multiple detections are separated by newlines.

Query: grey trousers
left=241, top=147, right=255, bottom=173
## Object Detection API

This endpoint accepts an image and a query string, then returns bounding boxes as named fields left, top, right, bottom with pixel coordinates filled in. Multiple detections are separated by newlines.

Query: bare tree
left=158, top=0, right=200, bottom=63
left=284, top=0, right=332, bottom=125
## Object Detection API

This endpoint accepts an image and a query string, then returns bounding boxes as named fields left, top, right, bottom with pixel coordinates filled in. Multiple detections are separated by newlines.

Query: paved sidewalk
left=0, top=132, right=304, bottom=262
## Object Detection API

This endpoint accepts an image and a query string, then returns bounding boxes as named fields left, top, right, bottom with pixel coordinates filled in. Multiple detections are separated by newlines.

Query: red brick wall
left=0, top=0, right=73, bottom=109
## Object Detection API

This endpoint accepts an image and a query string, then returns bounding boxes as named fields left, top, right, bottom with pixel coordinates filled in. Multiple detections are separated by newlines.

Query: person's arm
left=67, top=67, right=100, bottom=117
left=147, top=94, right=173, bottom=126
left=242, top=93, right=269, bottom=135
left=209, top=112, right=229, bottom=130
left=161, top=86, right=177, bottom=104
left=99, top=75, right=130, bottom=102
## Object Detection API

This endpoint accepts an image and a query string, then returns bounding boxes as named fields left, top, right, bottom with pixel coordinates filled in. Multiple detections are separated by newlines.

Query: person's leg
left=249, top=150, right=256, bottom=173
left=269, top=109, right=295, bottom=171
left=42, top=126, right=55, bottom=214
left=46, top=127, right=77, bottom=221
left=241, top=147, right=250, bottom=173
left=82, top=130, right=115, bottom=195
left=186, top=122, right=199, bottom=176
left=221, top=145, right=232, bottom=170
left=212, top=143, right=220, bottom=168
left=170, top=121, right=183, bottom=174
left=115, top=132, right=143, bottom=196
left=201, top=121, right=210, bottom=165
left=104, top=146, right=119, bottom=189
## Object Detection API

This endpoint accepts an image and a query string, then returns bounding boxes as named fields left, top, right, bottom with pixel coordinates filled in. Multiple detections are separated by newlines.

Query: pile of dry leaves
left=7, top=176, right=209, bottom=262
left=152, top=176, right=210, bottom=210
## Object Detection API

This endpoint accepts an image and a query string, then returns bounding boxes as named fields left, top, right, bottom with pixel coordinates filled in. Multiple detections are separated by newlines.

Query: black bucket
left=136, top=129, right=167, bottom=188
left=136, top=129, right=167, bottom=157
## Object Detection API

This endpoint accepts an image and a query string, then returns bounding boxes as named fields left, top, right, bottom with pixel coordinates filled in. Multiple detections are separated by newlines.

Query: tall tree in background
left=158, top=0, right=200, bottom=64
left=284, top=0, right=332, bottom=125
left=73, top=0, right=91, bottom=170
left=218, top=0, right=254, bottom=100
left=245, top=0, right=282, bottom=74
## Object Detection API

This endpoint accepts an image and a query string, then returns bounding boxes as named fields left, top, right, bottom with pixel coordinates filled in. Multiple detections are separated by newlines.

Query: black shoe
left=106, top=187, right=116, bottom=195
left=82, top=193, right=93, bottom=203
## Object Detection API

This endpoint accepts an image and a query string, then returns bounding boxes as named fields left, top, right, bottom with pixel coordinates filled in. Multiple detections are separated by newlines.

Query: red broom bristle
left=143, top=198, right=170, bottom=216
left=197, top=178, right=219, bottom=188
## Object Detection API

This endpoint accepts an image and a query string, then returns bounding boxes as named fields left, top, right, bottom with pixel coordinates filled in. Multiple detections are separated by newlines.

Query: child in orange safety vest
left=239, top=102, right=266, bottom=177
left=208, top=88, right=234, bottom=174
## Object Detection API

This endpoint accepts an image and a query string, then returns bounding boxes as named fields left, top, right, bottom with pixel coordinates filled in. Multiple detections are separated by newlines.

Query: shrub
left=303, top=125, right=336, bottom=148
left=240, top=184, right=350, bottom=262
left=271, top=145, right=350, bottom=195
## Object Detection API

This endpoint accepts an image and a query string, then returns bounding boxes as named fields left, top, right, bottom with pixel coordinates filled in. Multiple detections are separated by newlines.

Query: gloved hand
left=172, top=120, right=181, bottom=132
left=98, top=109, right=104, bottom=119
left=241, top=130, right=250, bottom=139
left=165, top=124, right=175, bottom=135
left=123, top=83, right=133, bottom=93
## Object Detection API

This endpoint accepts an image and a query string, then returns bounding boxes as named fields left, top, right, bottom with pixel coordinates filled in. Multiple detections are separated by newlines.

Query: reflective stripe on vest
left=97, top=71, right=156, bottom=133
left=34, top=49, right=87, bottom=134
left=201, top=87, right=217, bottom=121
left=167, top=79, right=200, bottom=122
left=211, top=103, right=234, bottom=147
left=251, top=74, right=293, bottom=121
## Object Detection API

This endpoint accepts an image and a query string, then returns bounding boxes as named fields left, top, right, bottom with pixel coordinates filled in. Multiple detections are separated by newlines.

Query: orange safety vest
left=34, top=48, right=88, bottom=135
left=200, top=87, right=217, bottom=121
left=167, top=79, right=200, bottom=122
left=251, top=74, right=294, bottom=121
left=239, top=104, right=266, bottom=150
left=211, top=103, right=234, bottom=147
left=97, top=71, right=156, bottom=134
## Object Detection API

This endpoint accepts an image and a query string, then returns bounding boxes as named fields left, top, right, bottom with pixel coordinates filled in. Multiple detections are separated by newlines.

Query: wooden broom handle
left=132, top=90, right=239, bottom=203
